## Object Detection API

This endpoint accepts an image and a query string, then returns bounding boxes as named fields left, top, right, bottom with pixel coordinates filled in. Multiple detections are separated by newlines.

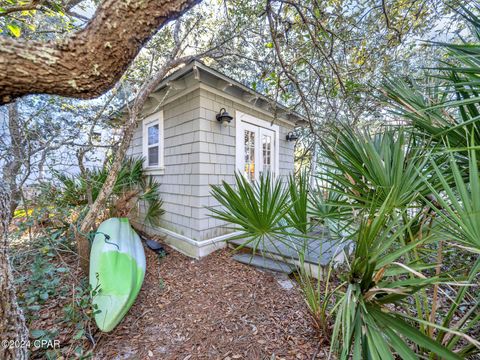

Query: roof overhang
left=153, top=60, right=308, bottom=127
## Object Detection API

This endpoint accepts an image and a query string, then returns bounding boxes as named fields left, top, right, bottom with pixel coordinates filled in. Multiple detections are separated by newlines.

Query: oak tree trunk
left=0, top=181, right=29, bottom=360
left=0, top=0, right=200, bottom=104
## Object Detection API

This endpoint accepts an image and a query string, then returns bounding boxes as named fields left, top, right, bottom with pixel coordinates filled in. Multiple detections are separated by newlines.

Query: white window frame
left=235, top=111, right=280, bottom=180
left=142, top=110, right=164, bottom=175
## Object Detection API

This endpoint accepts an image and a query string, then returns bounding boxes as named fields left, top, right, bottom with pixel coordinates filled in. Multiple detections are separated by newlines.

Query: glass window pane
left=244, top=130, right=255, bottom=181
left=263, top=134, right=271, bottom=173
left=148, top=124, right=159, bottom=145
left=148, top=146, right=159, bottom=166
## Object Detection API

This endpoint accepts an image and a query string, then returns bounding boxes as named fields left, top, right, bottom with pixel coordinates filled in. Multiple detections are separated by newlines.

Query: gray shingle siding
left=129, top=89, right=201, bottom=239
left=127, top=84, right=295, bottom=245
left=194, top=87, right=294, bottom=240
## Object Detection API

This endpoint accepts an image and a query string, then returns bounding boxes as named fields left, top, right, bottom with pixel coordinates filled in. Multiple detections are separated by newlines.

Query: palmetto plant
left=209, top=5, right=480, bottom=357
left=382, top=76, right=469, bottom=149
left=383, top=3, right=480, bottom=162
left=209, top=127, right=480, bottom=357
left=426, top=147, right=480, bottom=252
left=320, top=125, right=436, bottom=211
left=39, top=158, right=164, bottom=226
left=330, top=198, right=471, bottom=360
left=210, top=172, right=292, bottom=252
left=421, top=146, right=480, bottom=357
left=296, top=250, right=338, bottom=340
left=308, top=183, right=355, bottom=239
left=381, top=5, right=480, bottom=357
left=210, top=168, right=473, bottom=358
left=286, top=171, right=310, bottom=234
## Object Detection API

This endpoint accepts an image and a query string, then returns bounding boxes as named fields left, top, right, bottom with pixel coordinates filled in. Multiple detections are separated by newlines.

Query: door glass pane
left=262, top=134, right=272, bottom=174
left=148, top=124, right=159, bottom=145
left=148, top=146, right=159, bottom=166
left=244, top=130, right=255, bottom=181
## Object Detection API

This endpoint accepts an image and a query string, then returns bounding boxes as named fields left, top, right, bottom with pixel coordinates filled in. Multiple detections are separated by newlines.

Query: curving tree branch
left=0, top=0, right=44, bottom=17
left=0, top=0, right=201, bottom=104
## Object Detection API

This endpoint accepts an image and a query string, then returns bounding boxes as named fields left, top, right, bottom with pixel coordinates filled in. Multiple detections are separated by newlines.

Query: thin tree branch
left=0, top=1, right=43, bottom=17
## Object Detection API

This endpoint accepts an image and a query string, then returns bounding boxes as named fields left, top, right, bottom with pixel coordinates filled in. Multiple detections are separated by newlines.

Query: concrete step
left=232, top=253, right=295, bottom=274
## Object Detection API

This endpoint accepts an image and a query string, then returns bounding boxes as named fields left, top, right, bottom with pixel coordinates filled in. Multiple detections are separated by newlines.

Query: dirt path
left=94, top=247, right=325, bottom=359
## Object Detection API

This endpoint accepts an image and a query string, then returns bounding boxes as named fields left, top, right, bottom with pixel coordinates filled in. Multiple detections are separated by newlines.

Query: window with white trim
left=142, top=111, right=164, bottom=173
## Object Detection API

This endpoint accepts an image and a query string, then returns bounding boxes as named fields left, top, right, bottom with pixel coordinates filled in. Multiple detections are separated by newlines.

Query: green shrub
left=37, top=157, right=164, bottom=226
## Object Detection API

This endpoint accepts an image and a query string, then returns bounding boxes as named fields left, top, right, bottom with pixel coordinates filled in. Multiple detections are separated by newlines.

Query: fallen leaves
left=24, top=244, right=327, bottom=359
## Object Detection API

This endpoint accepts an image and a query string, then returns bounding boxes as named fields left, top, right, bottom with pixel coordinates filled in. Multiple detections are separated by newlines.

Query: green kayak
left=89, top=218, right=146, bottom=332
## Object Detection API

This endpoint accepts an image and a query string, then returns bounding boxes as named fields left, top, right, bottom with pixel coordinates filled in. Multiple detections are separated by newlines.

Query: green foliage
left=327, top=5, right=480, bottom=357
left=286, top=171, right=310, bottom=234
left=140, top=177, right=165, bottom=226
left=12, top=227, right=97, bottom=358
left=321, top=125, right=435, bottom=210
left=209, top=163, right=478, bottom=357
left=16, top=255, right=62, bottom=319
left=29, top=329, right=61, bottom=360
left=308, top=186, right=353, bottom=238
left=7, top=23, right=21, bottom=37
left=210, top=172, right=291, bottom=250
left=210, top=124, right=480, bottom=358
left=45, top=157, right=141, bottom=205
left=420, top=145, right=480, bottom=355
left=223, top=0, right=446, bottom=130
left=379, top=8, right=480, bottom=355
left=61, top=281, right=100, bottom=358
left=0, top=0, right=79, bottom=41
left=383, top=3, right=480, bottom=159
left=296, top=252, right=339, bottom=338
left=425, top=145, right=480, bottom=251
left=330, top=201, right=465, bottom=359
left=38, top=157, right=164, bottom=226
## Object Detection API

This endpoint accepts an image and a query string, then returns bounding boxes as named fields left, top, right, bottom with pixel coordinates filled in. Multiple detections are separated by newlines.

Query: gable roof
left=153, top=59, right=307, bottom=126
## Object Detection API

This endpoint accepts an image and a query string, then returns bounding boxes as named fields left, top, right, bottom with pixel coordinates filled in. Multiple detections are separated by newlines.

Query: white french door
left=241, top=122, right=276, bottom=182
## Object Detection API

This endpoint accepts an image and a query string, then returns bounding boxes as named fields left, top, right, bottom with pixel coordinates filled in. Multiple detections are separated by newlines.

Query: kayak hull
left=89, top=218, right=146, bottom=332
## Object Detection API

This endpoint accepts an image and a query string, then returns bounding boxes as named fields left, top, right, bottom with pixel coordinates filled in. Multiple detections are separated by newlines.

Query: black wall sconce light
left=286, top=131, right=298, bottom=141
left=216, top=108, right=233, bottom=126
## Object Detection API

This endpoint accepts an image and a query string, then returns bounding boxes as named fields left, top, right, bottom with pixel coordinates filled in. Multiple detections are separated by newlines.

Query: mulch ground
left=93, top=247, right=326, bottom=359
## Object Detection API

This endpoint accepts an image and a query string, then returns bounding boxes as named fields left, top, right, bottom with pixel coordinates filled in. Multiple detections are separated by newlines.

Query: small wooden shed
left=127, top=60, right=305, bottom=258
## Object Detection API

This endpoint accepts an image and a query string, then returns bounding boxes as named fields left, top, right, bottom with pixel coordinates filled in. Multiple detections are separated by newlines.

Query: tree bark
left=0, top=181, right=29, bottom=360
left=0, top=0, right=200, bottom=104
left=3, top=103, right=23, bottom=214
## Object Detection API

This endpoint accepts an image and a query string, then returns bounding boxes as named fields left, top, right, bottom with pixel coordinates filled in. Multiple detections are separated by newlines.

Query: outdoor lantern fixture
left=286, top=131, right=298, bottom=141
left=216, top=108, right=233, bottom=126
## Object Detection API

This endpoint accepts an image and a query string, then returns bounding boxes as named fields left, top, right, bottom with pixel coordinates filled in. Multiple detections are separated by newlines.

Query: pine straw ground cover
left=94, top=249, right=325, bottom=359
left=12, top=226, right=326, bottom=359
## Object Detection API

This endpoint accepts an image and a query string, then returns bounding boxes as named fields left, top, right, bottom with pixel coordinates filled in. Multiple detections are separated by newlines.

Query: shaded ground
left=13, top=227, right=478, bottom=359
left=93, top=247, right=325, bottom=359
